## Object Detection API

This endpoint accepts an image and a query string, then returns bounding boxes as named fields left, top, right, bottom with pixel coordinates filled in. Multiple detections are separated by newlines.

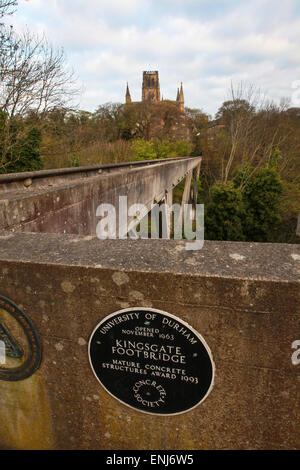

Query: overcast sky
left=8, top=0, right=300, bottom=117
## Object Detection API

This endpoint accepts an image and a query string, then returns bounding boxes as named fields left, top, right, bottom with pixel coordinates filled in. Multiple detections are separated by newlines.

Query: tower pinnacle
left=126, top=83, right=132, bottom=104
left=178, top=82, right=184, bottom=112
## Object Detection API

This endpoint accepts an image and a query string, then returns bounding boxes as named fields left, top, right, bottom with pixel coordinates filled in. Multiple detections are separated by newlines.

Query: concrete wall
left=0, top=232, right=299, bottom=450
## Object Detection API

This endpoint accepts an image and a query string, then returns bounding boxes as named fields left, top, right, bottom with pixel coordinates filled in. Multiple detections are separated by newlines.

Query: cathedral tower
left=142, top=71, right=160, bottom=103
left=124, top=72, right=184, bottom=112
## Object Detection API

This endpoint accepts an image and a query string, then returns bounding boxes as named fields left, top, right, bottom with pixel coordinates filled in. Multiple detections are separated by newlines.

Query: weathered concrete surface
left=0, top=157, right=201, bottom=236
left=0, top=232, right=299, bottom=450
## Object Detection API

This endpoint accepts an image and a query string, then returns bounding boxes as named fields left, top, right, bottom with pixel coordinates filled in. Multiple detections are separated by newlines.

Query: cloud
left=9, top=0, right=300, bottom=115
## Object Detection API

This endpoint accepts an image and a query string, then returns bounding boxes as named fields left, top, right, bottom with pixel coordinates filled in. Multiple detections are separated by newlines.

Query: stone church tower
left=125, top=71, right=184, bottom=111
left=142, top=71, right=161, bottom=103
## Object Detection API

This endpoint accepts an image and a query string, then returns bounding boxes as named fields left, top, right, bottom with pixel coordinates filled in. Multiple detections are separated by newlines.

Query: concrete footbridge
left=0, top=155, right=299, bottom=451
left=0, top=156, right=201, bottom=235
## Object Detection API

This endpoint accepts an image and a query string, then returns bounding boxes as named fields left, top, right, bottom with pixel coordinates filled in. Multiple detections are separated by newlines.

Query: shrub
left=67, top=154, right=81, bottom=167
left=205, top=183, right=245, bottom=241
left=242, top=167, right=283, bottom=242
left=0, top=125, right=44, bottom=173
left=132, top=138, right=192, bottom=161
left=132, top=139, right=157, bottom=160
left=173, top=139, right=192, bottom=157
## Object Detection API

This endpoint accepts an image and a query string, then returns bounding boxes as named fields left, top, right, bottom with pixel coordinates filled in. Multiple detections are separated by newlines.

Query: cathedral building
left=125, top=71, right=185, bottom=113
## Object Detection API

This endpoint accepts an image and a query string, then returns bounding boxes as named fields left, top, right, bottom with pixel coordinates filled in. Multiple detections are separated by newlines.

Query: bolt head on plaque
left=89, top=308, right=214, bottom=415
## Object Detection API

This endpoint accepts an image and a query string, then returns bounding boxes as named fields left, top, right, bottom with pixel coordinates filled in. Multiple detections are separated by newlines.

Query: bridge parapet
left=0, top=156, right=201, bottom=235
left=0, top=232, right=299, bottom=449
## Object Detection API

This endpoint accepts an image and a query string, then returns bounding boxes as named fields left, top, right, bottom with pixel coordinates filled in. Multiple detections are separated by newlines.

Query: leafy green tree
left=205, top=183, right=245, bottom=241
left=132, top=138, right=192, bottom=161
left=242, top=167, right=283, bottom=242
left=173, top=140, right=192, bottom=157
left=0, top=122, right=43, bottom=173
left=204, top=164, right=284, bottom=242
left=132, top=139, right=156, bottom=160
left=153, top=140, right=174, bottom=159
left=232, top=161, right=253, bottom=190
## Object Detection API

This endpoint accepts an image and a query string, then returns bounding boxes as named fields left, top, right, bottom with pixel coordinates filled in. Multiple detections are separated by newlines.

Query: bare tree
left=221, top=82, right=260, bottom=184
left=213, top=81, right=293, bottom=187
left=0, top=0, right=17, bottom=62
left=1, top=30, right=78, bottom=118
left=0, top=0, right=81, bottom=171
left=0, top=28, right=79, bottom=169
left=0, top=0, right=17, bottom=18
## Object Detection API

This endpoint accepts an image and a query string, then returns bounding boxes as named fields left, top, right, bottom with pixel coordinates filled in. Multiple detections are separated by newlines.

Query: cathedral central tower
left=142, top=71, right=160, bottom=103
left=125, top=71, right=184, bottom=112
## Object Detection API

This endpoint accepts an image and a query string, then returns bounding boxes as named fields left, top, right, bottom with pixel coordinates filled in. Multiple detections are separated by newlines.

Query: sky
left=6, top=0, right=300, bottom=117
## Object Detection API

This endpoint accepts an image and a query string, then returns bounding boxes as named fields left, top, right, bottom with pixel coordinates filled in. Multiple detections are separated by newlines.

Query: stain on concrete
left=230, top=253, right=246, bottom=261
left=185, top=257, right=197, bottom=265
left=0, top=234, right=13, bottom=240
left=240, top=281, right=249, bottom=297
left=61, top=280, right=75, bottom=293
left=129, top=290, right=144, bottom=301
left=116, top=301, right=130, bottom=309
left=38, top=300, right=46, bottom=309
left=0, top=374, right=54, bottom=450
left=112, top=272, right=130, bottom=286
left=67, top=236, right=95, bottom=244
